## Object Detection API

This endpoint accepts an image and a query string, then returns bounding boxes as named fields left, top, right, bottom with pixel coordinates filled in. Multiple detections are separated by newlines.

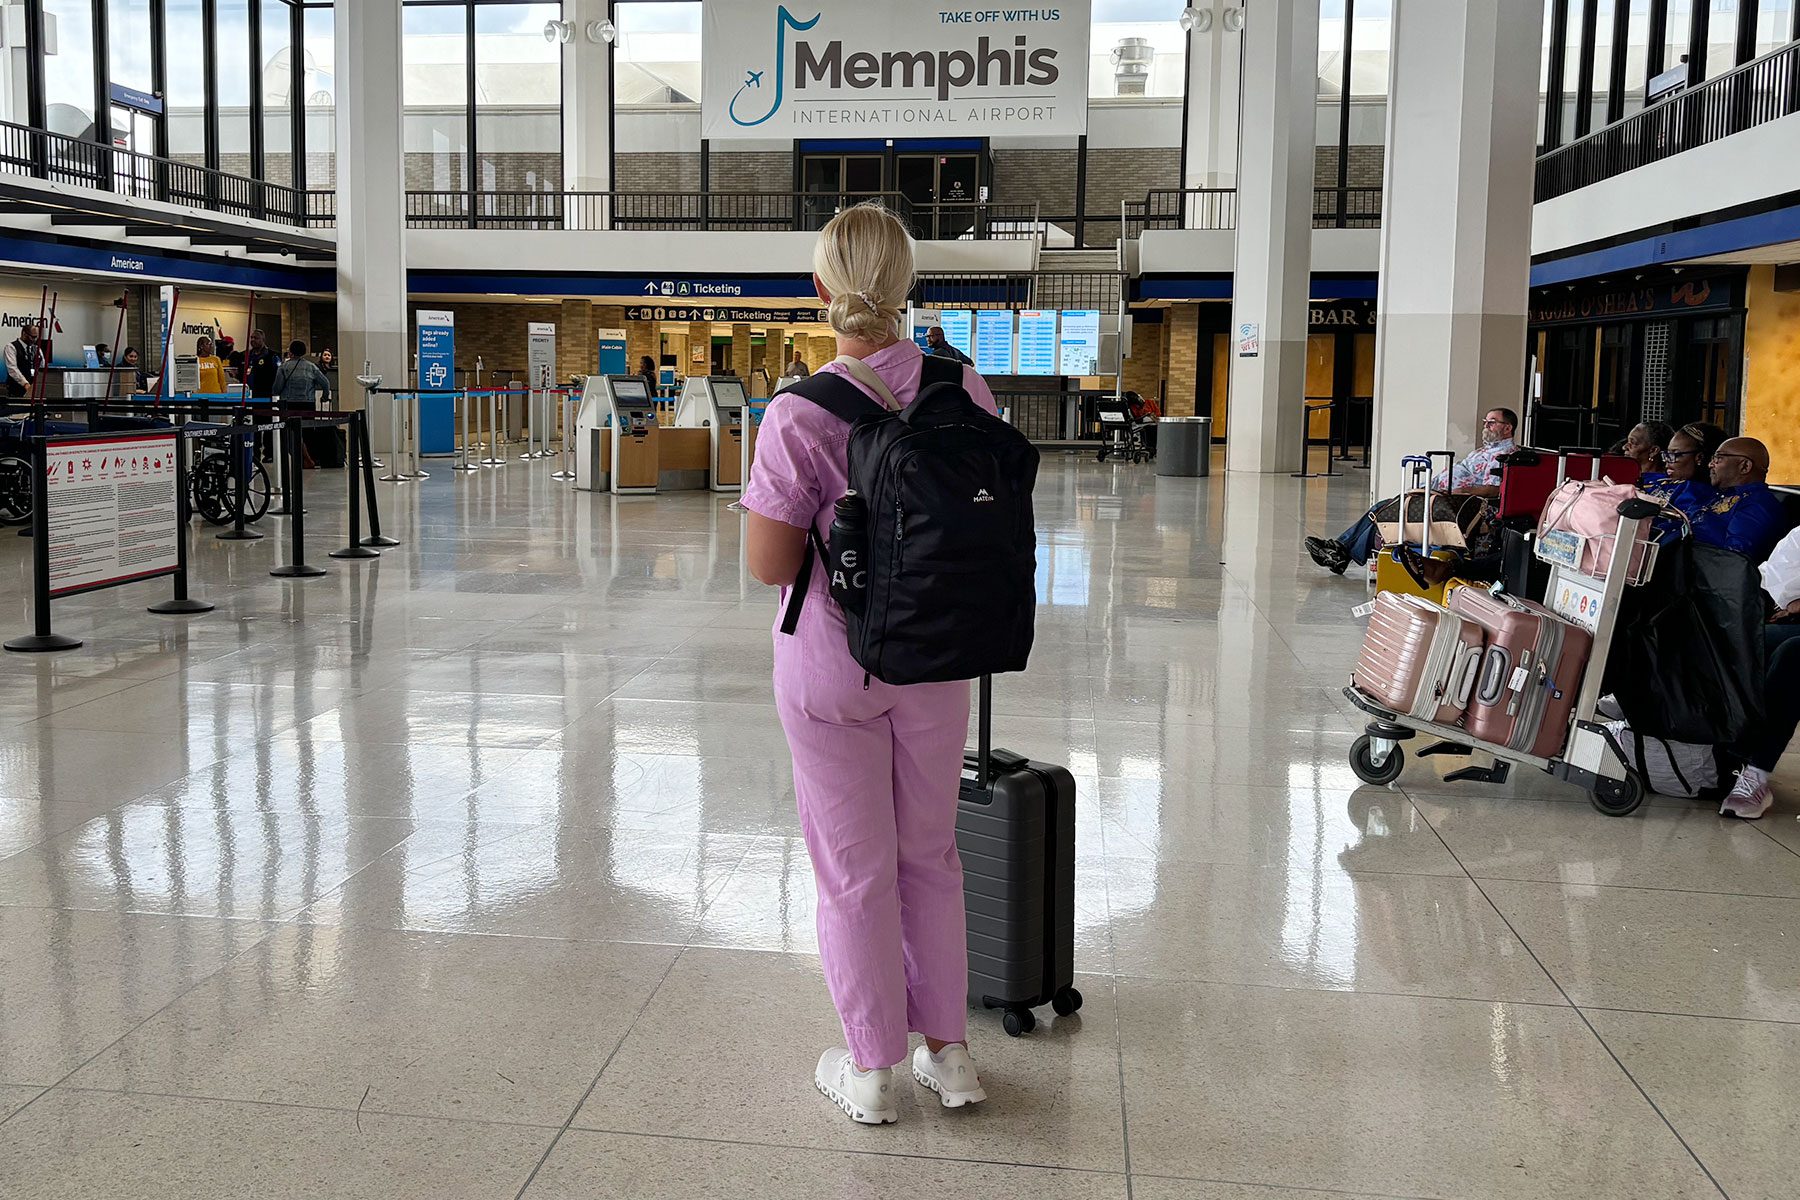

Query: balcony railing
left=0, top=118, right=311, bottom=226
left=395, top=189, right=1041, bottom=241
left=1536, top=39, right=1800, bottom=202
left=1120, top=186, right=1381, bottom=238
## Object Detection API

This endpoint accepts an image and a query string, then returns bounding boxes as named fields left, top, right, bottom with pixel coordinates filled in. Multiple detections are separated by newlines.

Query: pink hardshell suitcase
left=1448, top=587, right=1593, bottom=759
left=1352, top=592, right=1486, bottom=725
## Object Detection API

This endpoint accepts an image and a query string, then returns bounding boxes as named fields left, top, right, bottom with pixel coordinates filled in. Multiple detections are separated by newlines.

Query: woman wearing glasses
left=1639, top=422, right=1725, bottom=517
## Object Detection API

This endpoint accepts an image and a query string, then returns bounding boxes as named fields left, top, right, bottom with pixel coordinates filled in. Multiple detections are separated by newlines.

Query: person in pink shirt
left=742, top=204, right=999, bottom=1125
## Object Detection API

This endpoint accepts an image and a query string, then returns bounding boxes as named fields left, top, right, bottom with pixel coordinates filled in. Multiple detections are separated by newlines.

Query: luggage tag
left=1351, top=600, right=1376, bottom=619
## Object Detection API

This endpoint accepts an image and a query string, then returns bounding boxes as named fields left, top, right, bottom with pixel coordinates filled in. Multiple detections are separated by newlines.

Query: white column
left=1369, top=0, right=1545, bottom=497
left=1226, top=0, right=1318, bottom=474
left=334, top=0, right=408, bottom=407
left=0, top=2, right=31, bottom=125
left=563, top=0, right=614, bottom=194
left=1182, top=0, right=1241, bottom=194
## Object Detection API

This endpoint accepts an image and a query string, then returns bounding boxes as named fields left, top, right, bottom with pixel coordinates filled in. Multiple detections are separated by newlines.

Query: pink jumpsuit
left=741, top=338, right=999, bottom=1070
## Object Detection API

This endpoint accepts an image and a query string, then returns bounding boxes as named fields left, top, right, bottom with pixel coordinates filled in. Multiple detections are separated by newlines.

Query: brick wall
left=710, top=151, right=789, bottom=194
left=616, top=152, right=701, bottom=194
left=1083, top=147, right=1180, bottom=247
left=1313, top=144, right=1385, bottom=188
left=1122, top=314, right=1165, bottom=405
left=992, top=148, right=1079, bottom=220
left=1165, top=305, right=1200, bottom=418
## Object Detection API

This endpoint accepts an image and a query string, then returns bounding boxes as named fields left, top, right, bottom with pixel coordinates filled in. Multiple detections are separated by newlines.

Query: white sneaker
left=815, top=1048, right=897, bottom=1125
left=1721, top=768, right=1775, bottom=820
left=911, top=1043, right=987, bottom=1109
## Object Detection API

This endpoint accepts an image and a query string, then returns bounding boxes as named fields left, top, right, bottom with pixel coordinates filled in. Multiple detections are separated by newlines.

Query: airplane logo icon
left=746, top=70, right=763, bottom=88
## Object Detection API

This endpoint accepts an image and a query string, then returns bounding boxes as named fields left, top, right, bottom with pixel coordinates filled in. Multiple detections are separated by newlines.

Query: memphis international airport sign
left=701, top=1, right=1091, bottom=140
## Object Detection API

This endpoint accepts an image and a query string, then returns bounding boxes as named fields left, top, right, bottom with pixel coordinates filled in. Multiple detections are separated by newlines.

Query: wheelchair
left=1094, top=395, right=1155, bottom=465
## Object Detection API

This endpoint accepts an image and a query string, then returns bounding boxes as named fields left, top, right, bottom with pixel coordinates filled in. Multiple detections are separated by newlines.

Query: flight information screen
left=973, top=310, right=1015, bottom=375
left=939, top=310, right=974, bottom=358
left=1016, top=311, right=1059, bottom=376
left=1059, top=311, right=1102, bottom=376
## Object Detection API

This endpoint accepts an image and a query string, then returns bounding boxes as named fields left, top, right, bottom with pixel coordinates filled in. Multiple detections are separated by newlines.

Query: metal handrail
left=1121, top=186, right=1383, bottom=237
left=1536, top=39, right=1800, bottom=201
left=0, top=118, right=311, bottom=227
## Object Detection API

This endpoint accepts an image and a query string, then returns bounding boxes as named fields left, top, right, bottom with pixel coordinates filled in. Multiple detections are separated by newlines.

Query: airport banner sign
left=701, top=0, right=1091, bottom=140
left=527, top=322, right=557, bottom=389
left=416, top=310, right=455, bottom=391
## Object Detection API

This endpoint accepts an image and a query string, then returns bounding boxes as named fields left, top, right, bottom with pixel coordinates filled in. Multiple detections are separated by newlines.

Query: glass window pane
left=404, top=3, right=469, bottom=200
left=1090, top=0, right=1185, bottom=99
left=615, top=2, right=701, bottom=106
left=1756, top=0, right=1795, bottom=56
left=108, top=0, right=154, bottom=93
left=1705, top=0, right=1739, bottom=79
left=475, top=2, right=562, bottom=195
left=1664, top=0, right=1695, bottom=81
left=1591, top=0, right=1615, bottom=129
left=262, top=0, right=294, bottom=189
left=43, top=0, right=97, bottom=139
left=303, top=6, right=335, bottom=192
left=1621, top=0, right=1654, bottom=118
left=165, top=0, right=206, bottom=167
left=1562, top=0, right=1583, bottom=141
left=217, top=0, right=252, bottom=176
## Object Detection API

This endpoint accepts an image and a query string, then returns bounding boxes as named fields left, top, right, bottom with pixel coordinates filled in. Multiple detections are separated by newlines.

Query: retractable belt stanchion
left=150, top=438, right=216, bottom=614
left=332, top=415, right=380, bottom=560
left=355, top=410, right=400, bottom=548
left=551, top=390, right=576, bottom=480
left=404, top=393, right=429, bottom=480
left=379, top=386, right=407, bottom=482
left=1291, top=401, right=1339, bottom=480
left=217, top=405, right=263, bottom=541
left=358, top=365, right=385, bottom=471
left=4, top=436, right=81, bottom=652
left=483, top=389, right=504, bottom=467
left=453, top=387, right=479, bottom=472
left=520, top=389, right=542, bottom=460
left=270, top=417, right=326, bottom=578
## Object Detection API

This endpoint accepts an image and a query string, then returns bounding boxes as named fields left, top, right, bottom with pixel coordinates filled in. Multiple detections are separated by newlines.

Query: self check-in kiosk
left=674, top=374, right=752, bottom=493
left=574, top=375, right=661, bottom=494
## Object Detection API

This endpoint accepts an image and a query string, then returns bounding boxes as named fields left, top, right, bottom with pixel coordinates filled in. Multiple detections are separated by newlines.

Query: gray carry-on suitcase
left=957, top=676, right=1082, bottom=1038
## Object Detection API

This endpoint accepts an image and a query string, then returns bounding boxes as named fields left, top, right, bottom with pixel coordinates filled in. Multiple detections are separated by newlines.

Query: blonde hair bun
left=813, top=203, right=915, bottom=345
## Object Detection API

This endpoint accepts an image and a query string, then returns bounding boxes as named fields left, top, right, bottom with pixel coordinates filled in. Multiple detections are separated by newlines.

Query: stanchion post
left=354, top=411, right=400, bottom=547
left=332, top=415, right=381, bottom=560
left=551, top=392, right=576, bottom=481
left=217, top=408, right=263, bottom=541
left=379, top=387, right=406, bottom=482
left=403, top=393, right=430, bottom=479
left=1291, top=401, right=1336, bottom=480
left=5, top=436, right=81, bottom=652
left=150, top=432, right=215, bottom=614
left=482, top=390, right=503, bottom=466
left=270, top=419, right=326, bottom=578
left=453, top=387, right=479, bottom=472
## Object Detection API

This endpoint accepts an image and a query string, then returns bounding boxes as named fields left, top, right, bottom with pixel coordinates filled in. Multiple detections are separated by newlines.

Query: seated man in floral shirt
left=1305, top=407, right=1517, bottom=575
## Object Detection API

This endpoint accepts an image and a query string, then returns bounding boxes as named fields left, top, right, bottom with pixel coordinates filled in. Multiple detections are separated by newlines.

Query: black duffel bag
left=1602, top=535, right=1766, bottom=745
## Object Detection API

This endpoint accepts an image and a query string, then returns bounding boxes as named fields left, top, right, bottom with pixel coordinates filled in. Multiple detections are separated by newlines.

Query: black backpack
left=778, top=355, right=1039, bottom=685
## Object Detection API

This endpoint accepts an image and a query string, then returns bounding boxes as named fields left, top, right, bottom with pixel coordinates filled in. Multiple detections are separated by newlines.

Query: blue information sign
left=1059, top=310, right=1102, bottom=376
left=1016, top=310, right=1058, bottom=376
left=973, top=310, right=1015, bottom=375
left=939, top=310, right=974, bottom=358
left=415, top=309, right=456, bottom=455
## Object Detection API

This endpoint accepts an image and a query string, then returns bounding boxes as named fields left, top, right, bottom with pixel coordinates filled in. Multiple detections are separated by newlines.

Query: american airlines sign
left=701, top=1, right=1090, bottom=140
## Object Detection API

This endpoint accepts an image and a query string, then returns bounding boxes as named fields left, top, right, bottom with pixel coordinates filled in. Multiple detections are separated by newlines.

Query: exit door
left=896, top=153, right=981, bottom=238
left=799, top=153, right=885, bottom=229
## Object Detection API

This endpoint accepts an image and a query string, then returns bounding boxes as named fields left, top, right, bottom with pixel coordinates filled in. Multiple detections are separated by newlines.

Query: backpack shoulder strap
left=781, top=371, right=886, bottom=426
left=919, top=353, right=964, bottom=389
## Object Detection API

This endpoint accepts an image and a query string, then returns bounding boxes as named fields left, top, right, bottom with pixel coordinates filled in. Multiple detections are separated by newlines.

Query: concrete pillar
left=559, top=300, right=595, bottom=382
left=686, top=322, right=711, bottom=375
left=625, top=318, right=657, bottom=376
left=1182, top=0, right=1242, bottom=192
left=1370, top=0, right=1544, bottom=497
left=1226, top=0, right=1318, bottom=474
left=562, top=0, right=613, bottom=194
left=334, top=0, right=408, bottom=410
left=1165, top=306, right=1201, bottom=417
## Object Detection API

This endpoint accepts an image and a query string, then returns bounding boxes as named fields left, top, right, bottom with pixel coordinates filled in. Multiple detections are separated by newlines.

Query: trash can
left=1155, top=416, right=1211, bottom=477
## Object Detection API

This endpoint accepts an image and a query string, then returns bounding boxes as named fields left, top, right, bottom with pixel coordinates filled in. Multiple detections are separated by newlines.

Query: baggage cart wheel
left=1349, top=734, right=1405, bottom=787
left=1002, top=1008, right=1036, bottom=1038
left=1589, top=771, right=1644, bottom=817
left=1052, top=987, right=1083, bottom=1017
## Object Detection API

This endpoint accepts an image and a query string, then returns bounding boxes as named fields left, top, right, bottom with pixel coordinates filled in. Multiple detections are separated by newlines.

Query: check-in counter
left=575, top=374, right=758, bottom=493
left=674, top=374, right=752, bottom=494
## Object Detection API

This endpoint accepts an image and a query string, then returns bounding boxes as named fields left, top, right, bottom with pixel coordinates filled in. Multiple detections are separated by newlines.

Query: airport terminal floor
left=0, top=454, right=1796, bottom=1198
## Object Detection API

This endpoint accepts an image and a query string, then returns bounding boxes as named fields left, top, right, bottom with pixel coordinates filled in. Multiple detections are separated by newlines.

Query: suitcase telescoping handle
left=1398, top=451, right=1455, bottom=556
left=976, top=674, right=993, bottom=789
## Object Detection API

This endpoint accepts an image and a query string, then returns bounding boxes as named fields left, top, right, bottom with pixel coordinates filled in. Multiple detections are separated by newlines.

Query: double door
left=796, top=147, right=988, bottom=237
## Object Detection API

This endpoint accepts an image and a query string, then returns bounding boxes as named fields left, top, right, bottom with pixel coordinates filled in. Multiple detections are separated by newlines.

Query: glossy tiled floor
left=1, top=451, right=1795, bottom=1199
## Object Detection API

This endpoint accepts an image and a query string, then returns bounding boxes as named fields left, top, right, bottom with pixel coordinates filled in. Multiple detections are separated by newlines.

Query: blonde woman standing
left=742, top=204, right=997, bottom=1124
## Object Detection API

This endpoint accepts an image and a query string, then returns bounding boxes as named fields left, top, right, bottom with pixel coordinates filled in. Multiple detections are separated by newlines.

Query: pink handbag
left=1537, top=478, right=1647, bottom=580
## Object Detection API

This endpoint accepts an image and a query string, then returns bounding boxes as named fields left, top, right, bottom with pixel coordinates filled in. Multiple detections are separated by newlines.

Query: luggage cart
left=1342, top=495, right=1671, bottom=816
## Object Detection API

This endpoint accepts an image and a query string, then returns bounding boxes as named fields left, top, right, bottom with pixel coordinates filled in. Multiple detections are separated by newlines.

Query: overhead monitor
left=939, top=310, right=974, bottom=358
left=711, top=378, right=746, bottom=409
left=610, top=377, right=650, bottom=402
left=1059, top=310, right=1102, bottom=376
left=973, top=310, right=1015, bottom=375
left=1016, top=310, right=1059, bottom=376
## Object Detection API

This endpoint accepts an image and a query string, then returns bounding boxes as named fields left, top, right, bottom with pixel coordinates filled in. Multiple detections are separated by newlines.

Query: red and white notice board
left=44, top=433, right=180, bottom=597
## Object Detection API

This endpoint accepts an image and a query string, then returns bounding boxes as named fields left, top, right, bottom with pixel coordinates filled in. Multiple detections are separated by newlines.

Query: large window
left=474, top=2, right=562, bottom=194
left=216, top=0, right=252, bottom=174
left=165, top=0, right=208, bottom=167
left=107, top=0, right=154, bottom=93
left=1319, top=1, right=1391, bottom=225
left=403, top=3, right=469, bottom=199
left=263, top=0, right=296, bottom=189
left=1090, top=0, right=1186, bottom=99
left=303, top=4, right=335, bottom=191
left=43, top=1, right=97, bottom=139
left=614, top=1, right=702, bottom=106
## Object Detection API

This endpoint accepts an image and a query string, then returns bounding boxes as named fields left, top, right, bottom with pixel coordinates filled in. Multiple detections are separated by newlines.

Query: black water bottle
left=828, top=490, right=868, bottom=614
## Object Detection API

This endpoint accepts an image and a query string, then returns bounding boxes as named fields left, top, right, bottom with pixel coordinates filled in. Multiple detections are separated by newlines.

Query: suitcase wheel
left=1350, top=734, right=1406, bottom=787
left=1002, top=1008, right=1037, bottom=1038
left=1052, top=986, right=1083, bottom=1017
